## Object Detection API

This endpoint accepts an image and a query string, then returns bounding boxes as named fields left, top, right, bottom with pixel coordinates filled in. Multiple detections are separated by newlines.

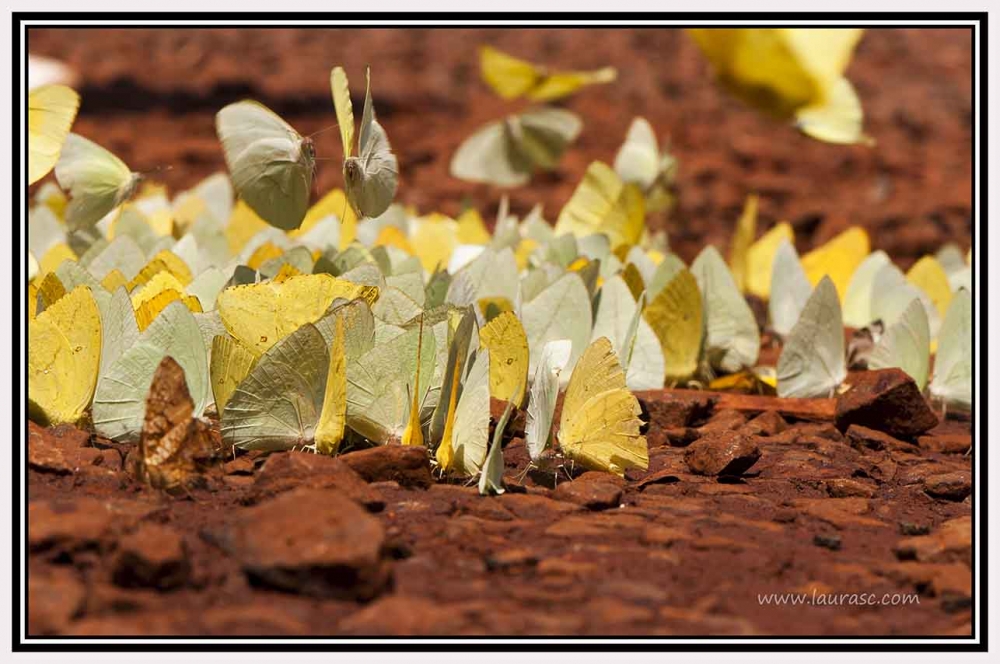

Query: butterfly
left=613, top=117, right=678, bottom=214
left=479, top=45, right=617, bottom=101
left=767, top=239, right=812, bottom=337
left=776, top=276, right=846, bottom=398
left=216, top=100, right=314, bottom=231
left=479, top=310, right=530, bottom=407
left=55, top=133, right=142, bottom=230
left=524, top=339, right=572, bottom=468
left=331, top=66, right=398, bottom=219
left=644, top=268, right=703, bottom=384
left=450, top=108, right=582, bottom=187
left=928, top=289, right=972, bottom=411
left=554, top=161, right=645, bottom=250
left=28, top=84, right=79, bottom=185
left=868, top=298, right=931, bottom=390
left=557, top=336, right=648, bottom=477
left=692, top=246, right=760, bottom=375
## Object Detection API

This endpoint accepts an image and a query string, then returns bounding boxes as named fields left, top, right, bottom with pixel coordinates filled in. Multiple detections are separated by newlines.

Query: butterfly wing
left=55, top=133, right=135, bottom=230
left=216, top=101, right=312, bottom=231
left=868, top=298, right=931, bottom=390
left=330, top=66, right=355, bottom=160
left=28, top=84, right=79, bottom=185
left=776, top=277, right=847, bottom=398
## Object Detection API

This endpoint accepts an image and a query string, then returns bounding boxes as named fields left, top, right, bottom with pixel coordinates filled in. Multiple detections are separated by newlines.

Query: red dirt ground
left=25, top=27, right=975, bottom=638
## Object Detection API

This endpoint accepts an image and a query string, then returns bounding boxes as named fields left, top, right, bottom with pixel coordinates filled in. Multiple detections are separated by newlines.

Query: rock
left=341, top=445, right=433, bottom=489
left=224, top=456, right=255, bottom=475
left=27, top=422, right=102, bottom=474
left=684, top=430, right=761, bottom=476
left=484, top=548, right=539, bottom=572
left=28, top=497, right=116, bottom=557
left=637, top=391, right=716, bottom=428
left=338, top=595, right=464, bottom=636
left=217, top=487, right=390, bottom=600
left=28, top=566, right=85, bottom=635
left=923, top=472, right=972, bottom=501
left=918, top=433, right=972, bottom=454
left=112, top=523, right=190, bottom=590
left=647, top=426, right=698, bottom=448
left=551, top=479, right=623, bottom=510
left=250, top=451, right=382, bottom=510
left=813, top=533, right=842, bottom=550
left=499, top=493, right=581, bottom=520
left=201, top=605, right=310, bottom=636
left=98, top=448, right=123, bottom=471
left=846, top=425, right=915, bottom=452
left=826, top=478, right=877, bottom=498
left=835, top=369, right=939, bottom=438
left=792, top=498, right=885, bottom=529
left=899, top=522, right=931, bottom=536
left=894, top=516, right=971, bottom=564
left=697, top=409, right=747, bottom=434
left=742, top=411, right=788, bottom=437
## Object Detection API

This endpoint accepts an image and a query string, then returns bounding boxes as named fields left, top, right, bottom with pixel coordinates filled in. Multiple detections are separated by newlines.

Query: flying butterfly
left=331, top=66, right=398, bottom=219
left=55, top=133, right=143, bottom=230
left=28, top=84, right=79, bottom=185
left=479, top=45, right=617, bottom=101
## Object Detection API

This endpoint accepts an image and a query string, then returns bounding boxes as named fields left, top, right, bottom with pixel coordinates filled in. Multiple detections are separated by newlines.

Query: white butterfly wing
left=777, top=277, right=847, bottom=398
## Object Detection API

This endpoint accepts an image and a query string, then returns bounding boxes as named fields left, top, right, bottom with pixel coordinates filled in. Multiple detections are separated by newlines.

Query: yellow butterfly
left=210, top=334, right=258, bottom=414
left=689, top=28, right=871, bottom=145
left=217, top=273, right=379, bottom=357
left=906, top=255, right=953, bottom=319
left=800, top=226, right=870, bottom=300
left=29, top=85, right=80, bottom=185
left=728, top=194, right=758, bottom=293
left=314, top=315, right=347, bottom=454
left=480, top=45, right=616, bottom=101
left=558, top=337, right=648, bottom=477
left=644, top=269, right=703, bottom=383
left=554, top=161, right=645, bottom=250
left=28, top=285, right=102, bottom=425
left=745, top=221, right=795, bottom=299
left=479, top=310, right=529, bottom=407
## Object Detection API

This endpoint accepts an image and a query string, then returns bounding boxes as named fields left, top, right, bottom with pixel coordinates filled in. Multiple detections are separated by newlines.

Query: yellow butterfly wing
left=801, top=226, right=870, bottom=300
left=39, top=243, right=77, bottom=276
left=527, top=67, right=618, bottom=102
left=135, top=290, right=202, bottom=332
left=558, top=337, right=647, bottom=477
left=746, top=221, right=795, bottom=298
left=210, top=334, right=258, bottom=414
left=330, top=67, right=355, bottom=160
left=29, top=85, right=80, bottom=185
left=314, top=316, right=347, bottom=455
left=554, top=161, right=645, bottom=250
left=128, top=250, right=193, bottom=290
left=479, top=45, right=540, bottom=100
left=479, top=310, right=529, bottom=407
left=217, top=273, right=378, bottom=356
left=28, top=285, right=102, bottom=425
left=728, top=194, right=758, bottom=293
left=907, top=255, right=953, bottom=319
left=795, top=77, right=872, bottom=145
left=644, top=269, right=703, bottom=383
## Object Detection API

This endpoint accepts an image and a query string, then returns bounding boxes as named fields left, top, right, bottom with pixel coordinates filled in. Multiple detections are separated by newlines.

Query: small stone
left=552, top=479, right=623, bottom=510
left=826, top=478, right=877, bottom=498
left=846, top=424, right=915, bottom=451
left=814, top=533, right=842, bottom=550
left=27, top=422, right=100, bottom=474
left=224, top=456, right=255, bottom=475
left=341, top=445, right=433, bottom=488
left=250, top=451, right=382, bottom=510
left=28, top=566, right=85, bottom=635
left=637, top=391, right=717, bottom=428
left=216, top=487, right=390, bottom=600
left=98, top=448, right=123, bottom=471
left=742, top=411, right=788, bottom=437
left=697, top=409, right=747, bottom=434
left=923, top=472, right=972, bottom=501
left=918, top=434, right=972, bottom=454
left=835, top=369, right=939, bottom=438
left=900, top=522, right=931, bottom=536
left=894, top=516, right=971, bottom=564
left=113, top=523, right=190, bottom=590
left=484, top=548, right=539, bottom=572
left=684, top=430, right=761, bottom=476
left=338, top=596, right=463, bottom=636
left=28, top=497, right=115, bottom=557
left=499, top=492, right=582, bottom=520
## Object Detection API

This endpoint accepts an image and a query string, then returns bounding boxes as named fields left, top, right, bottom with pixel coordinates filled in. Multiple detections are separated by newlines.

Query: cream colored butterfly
left=216, top=101, right=314, bottom=231
left=55, top=133, right=142, bottom=230
left=331, top=66, right=398, bottom=219
left=776, top=276, right=846, bottom=398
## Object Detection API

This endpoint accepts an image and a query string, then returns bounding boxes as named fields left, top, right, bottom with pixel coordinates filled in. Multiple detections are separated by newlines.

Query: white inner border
left=10, top=15, right=984, bottom=651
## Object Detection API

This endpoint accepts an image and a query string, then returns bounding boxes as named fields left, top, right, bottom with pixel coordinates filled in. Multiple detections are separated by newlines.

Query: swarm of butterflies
left=26, top=31, right=972, bottom=495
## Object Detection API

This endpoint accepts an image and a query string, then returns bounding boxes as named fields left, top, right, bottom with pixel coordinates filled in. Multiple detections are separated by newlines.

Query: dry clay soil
left=26, top=28, right=975, bottom=637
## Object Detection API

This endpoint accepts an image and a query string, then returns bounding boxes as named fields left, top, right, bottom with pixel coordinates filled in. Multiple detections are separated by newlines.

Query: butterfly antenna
left=307, top=123, right=340, bottom=140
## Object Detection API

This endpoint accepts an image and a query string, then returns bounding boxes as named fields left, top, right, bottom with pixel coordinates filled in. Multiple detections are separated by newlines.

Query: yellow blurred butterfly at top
left=28, top=85, right=80, bottom=185
left=480, top=45, right=617, bottom=102
left=688, top=28, right=873, bottom=145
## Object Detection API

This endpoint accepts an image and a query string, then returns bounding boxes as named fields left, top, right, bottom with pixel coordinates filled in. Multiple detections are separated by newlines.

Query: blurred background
left=28, top=27, right=973, bottom=267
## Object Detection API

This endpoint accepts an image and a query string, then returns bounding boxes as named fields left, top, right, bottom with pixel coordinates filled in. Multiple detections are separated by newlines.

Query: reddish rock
left=27, top=422, right=102, bottom=474
left=894, top=516, right=972, bottom=564
left=923, top=472, right=972, bottom=501
left=338, top=595, right=464, bottom=636
left=224, top=456, right=255, bottom=475
left=250, top=451, right=382, bottom=510
left=918, top=434, right=972, bottom=454
left=28, top=497, right=116, bottom=557
left=826, top=478, right=877, bottom=498
left=835, top=369, right=939, bottom=438
left=113, top=523, right=190, bottom=590
left=552, top=479, right=623, bottom=510
left=846, top=425, right=916, bottom=452
left=484, top=548, right=539, bottom=572
left=201, top=605, right=311, bottom=636
left=684, top=430, right=761, bottom=476
left=217, top=487, right=390, bottom=600
left=697, top=409, right=747, bottom=435
left=499, top=492, right=581, bottom=520
left=28, top=566, right=85, bottom=635
left=341, top=445, right=433, bottom=488
left=742, top=411, right=788, bottom=437
left=636, top=391, right=717, bottom=428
